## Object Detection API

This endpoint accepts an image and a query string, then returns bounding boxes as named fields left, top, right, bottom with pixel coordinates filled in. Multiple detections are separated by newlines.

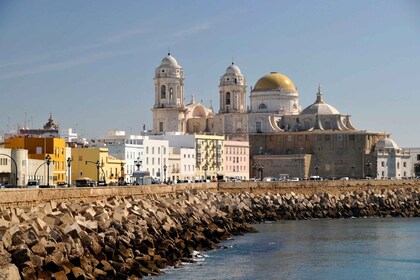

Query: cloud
left=0, top=49, right=141, bottom=79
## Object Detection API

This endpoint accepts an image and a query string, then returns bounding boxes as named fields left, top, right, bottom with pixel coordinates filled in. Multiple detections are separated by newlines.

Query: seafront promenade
left=0, top=180, right=419, bottom=279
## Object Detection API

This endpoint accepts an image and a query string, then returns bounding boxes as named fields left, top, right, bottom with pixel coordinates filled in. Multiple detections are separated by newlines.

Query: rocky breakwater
left=0, top=191, right=255, bottom=279
left=0, top=187, right=419, bottom=279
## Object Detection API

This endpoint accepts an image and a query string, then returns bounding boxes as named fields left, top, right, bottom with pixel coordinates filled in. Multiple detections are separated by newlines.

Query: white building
left=375, top=137, right=412, bottom=179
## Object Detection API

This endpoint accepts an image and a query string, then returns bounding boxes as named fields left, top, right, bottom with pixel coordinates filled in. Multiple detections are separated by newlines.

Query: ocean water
left=151, top=218, right=420, bottom=280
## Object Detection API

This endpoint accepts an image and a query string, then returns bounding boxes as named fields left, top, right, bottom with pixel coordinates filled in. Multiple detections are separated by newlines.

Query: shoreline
left=0, top=183, right=419, bottom=279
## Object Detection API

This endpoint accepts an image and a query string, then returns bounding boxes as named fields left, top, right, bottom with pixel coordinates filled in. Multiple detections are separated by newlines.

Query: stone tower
left=152, top=53, right=186, bottom=134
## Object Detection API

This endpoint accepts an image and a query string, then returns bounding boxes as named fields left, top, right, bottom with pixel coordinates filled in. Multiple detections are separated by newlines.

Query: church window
left=235, top=78, right=237, bottom=84
left=256, top=121, right=262, bottom=133
left=161, top=85, right=166, bottom=99
left=381, top=161, right=385, bottom=167
left=226, top=92, right=231, bottom=105
left=403, top=162, right=406, bottom=168
left=324, top=121, right=331, bottom=130
left=259, top=103, right=267, bottom=110
left=159, top=122, right=163, bottom=132
left=169, top=88, right=173, bottom=99
left=397, top=162, right=400, bottom=169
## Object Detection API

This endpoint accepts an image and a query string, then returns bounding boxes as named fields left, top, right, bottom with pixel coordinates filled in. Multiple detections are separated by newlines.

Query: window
left=169, top=88, right=173, bottom=99
left=349, top=135, right=355, bottom=141
left=256, top=121, right=262, bottom=132
left=336, top=135, right=343, bottom=141
left=403, top=162, right=406, bottom=168
left=161, top=85, right=166, bottom=99
left=381, top=161, right=385, bottom=167
left=226, top=92, right=231, bottom=105
left=258, top=103, right=267, bottom=110
left=324, top=122, right=331, bottom=130
left=159, top=122, right=163, bottom=132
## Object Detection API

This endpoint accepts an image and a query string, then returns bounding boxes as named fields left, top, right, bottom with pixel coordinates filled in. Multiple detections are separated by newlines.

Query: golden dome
left=253, top=72, right=297, bottom=92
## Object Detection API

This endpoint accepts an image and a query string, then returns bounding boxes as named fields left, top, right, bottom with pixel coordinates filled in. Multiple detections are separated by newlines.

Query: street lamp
left=203, top=165, right=208, bottom=181
left=45, top=154, right=51, bottom=187
left=0, top=153, right=18, bottom=186
left=253, top=164, right=264, bottom=181
left=67, top=157, right=72, bottom=187
left=134, top=157, right=142, bottom=171
left=120, top=162, right=124, bottom=185
left=85, top=160, right=102, bottom=186
left=315, top=164, right=319, bottom=177
left=163, top=164, right=167, bottom=183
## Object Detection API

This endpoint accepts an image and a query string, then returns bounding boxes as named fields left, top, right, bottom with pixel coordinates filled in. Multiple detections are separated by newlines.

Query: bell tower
left=219, top=62, right=247, bottom=113
left=152, top=53, right=186, bottom=134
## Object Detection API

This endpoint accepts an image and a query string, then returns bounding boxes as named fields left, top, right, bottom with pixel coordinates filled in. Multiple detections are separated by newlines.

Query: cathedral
left=151, top=53, right=412, bottom=179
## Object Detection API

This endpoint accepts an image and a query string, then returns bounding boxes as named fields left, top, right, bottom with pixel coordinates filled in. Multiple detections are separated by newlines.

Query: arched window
left=226, top=92, right=231, bottom=105
left=161, top=85, right=166, bottom=99
left=259, top=103, right=267, bottom=110
left=169, top=88, right=173, bottom=99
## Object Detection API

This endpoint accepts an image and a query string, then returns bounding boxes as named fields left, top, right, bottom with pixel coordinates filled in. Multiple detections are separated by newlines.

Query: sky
left=0, top=0, right=419, bottom=147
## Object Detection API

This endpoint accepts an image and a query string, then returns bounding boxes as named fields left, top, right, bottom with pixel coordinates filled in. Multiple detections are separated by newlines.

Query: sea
left=149, top=217, right=420, bottom=280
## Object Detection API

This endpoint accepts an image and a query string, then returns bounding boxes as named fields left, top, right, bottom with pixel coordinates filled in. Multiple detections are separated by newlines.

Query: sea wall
left=0, top=183, right=419, bottom=279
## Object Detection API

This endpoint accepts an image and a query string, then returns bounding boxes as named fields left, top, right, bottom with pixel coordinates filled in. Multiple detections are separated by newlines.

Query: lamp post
left=85, top=160, right=102, bottom=186
left=67, top=157, right=72, bottom=187
left=315, top=164, right=319, bottom=177
left=163, top=164, right=167, bottom=183
left=203, top=165, right=208, bottom=181
left=45, top=154, right=51, bottom=187
left=253, top=164, right=264, bottom=181
left=134, top=157, right=142, bottom=171
left=120, top=162, right=124, bottom=185
left=0, top=153, right=18, bottom=186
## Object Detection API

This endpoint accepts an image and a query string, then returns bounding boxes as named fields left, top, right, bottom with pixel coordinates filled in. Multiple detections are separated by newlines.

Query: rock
left=0, top=264, right=21, bottom=280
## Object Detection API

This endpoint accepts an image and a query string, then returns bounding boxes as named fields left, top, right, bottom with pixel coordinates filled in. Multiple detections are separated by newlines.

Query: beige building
left=223, top=140, right=250, bottom=180
left=150, top=55, right=408, bottom=179
left=152, top=53, right=214, bottom=134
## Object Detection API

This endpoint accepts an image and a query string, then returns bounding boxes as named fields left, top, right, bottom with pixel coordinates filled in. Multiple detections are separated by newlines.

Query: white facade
left=180, top=147, right=196, bottom=180
left=143, top=137, right=169, bottom=182
left=375, top=138, right=412, bottom=179
left=0, top=148, right=49, bottom=186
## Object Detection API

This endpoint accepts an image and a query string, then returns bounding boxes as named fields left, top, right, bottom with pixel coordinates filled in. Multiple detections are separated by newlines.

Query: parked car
left=57, top=182, right=69, bottom=188
left=27, top=180, right=40, bottom=188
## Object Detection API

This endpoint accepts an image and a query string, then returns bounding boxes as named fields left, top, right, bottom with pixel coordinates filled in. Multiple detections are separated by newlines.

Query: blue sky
left=1, top=0, right=419, bottom=147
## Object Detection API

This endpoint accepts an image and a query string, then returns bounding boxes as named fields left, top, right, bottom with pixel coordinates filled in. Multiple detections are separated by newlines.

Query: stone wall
left=0, top=179, right=417, bottom=207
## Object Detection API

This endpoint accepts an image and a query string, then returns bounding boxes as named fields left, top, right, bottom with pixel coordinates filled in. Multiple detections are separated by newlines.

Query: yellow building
left=195, top=134, right=224, bottom=180
left=71, top=147, right=125, bottom=185
left=4, top=137, right=66, bottom=185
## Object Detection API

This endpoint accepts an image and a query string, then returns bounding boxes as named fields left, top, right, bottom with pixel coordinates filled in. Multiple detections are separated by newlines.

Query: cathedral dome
left=301, top=103, right=340, bottom=115
left=160, top=53, right=179, bottom=67
left=301, top=86, right=340, bottom=115
left=225, top=63, right=241, bottom=75
left=375, top=137, right=399, bottom=150
left=253, top=72, right=297, bottom=92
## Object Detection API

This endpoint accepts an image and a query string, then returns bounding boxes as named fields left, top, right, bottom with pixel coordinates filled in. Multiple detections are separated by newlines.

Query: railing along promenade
left=0, top=179, right=418, bottom=207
